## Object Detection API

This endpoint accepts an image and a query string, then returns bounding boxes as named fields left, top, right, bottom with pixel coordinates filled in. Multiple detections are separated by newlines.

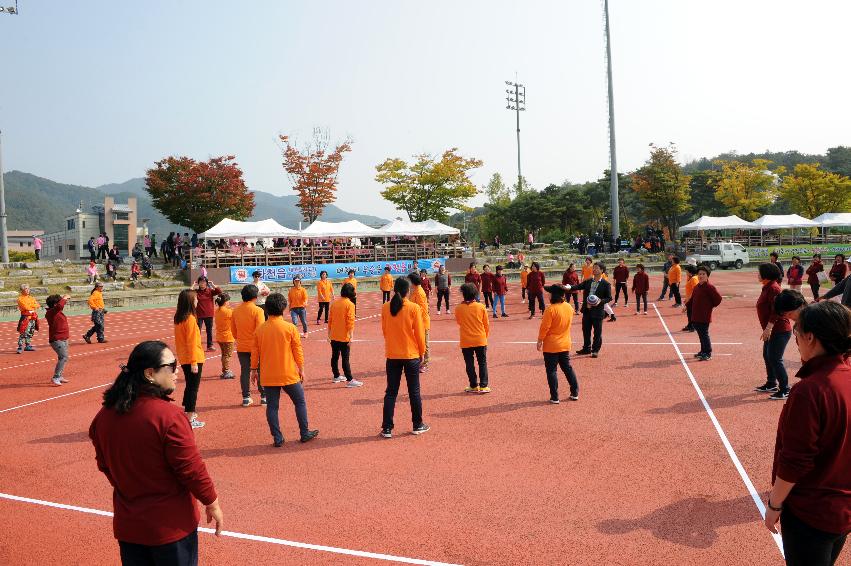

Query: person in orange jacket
left=408, top=272, right=431, bottom=372
left=520, top=265, right=529, bottom=300
left=380, top=277, right=429, bottom=438
left=316, top=270, right=334, bottom=324
left=668, top=257, right=683, bottom=307
left=344, top=269, right=358, bottom=313
left=173, top=289, right=206, bottom=429
left=231, top=284, right=266, bottom=407
left=251, top=292, right=318, bottom=447
left=379, top=266, right=394, bottom=304
left=455, top=283, right=490, bottom=393
left=16, top=284, right=40, bottom=353
left=288, top=276, right=309, bottom=337
left=83, top=282, right=107, bottom=344
left=537, top=284, right=579, bottom=403
left=328, top=283, right=362, bottom=387
left=214, top=293, right=235, bottom=379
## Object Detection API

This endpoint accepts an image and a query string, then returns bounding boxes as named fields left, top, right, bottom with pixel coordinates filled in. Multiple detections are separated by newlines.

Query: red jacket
left=420, top=276, right=431, bottom=296
left=492, top=274, right=509, bottom=295
left=613, top=265, right=629, bottom=283
left=786, top=264, right=804, bottom=286
left=480, top=272, right=494, bottom=293
left=631, top=272, right=650, bottom=295
left=756, top=281, right=792, bottom=335
left=806, top=261, right=824, bottom=285
left=829, top=262, right=848, bottom=284
left=195, top=286, right=221, bottom=319
left=562, top=271, right=579, bottom=293
left=526, top=270, right=546, bottom=294
left=465, top=272, right=481, bottom=290
left=45, top=298, right=69, bottom=342
left=686, top=282, right=722, bottom=323
left=89, top=396, right=218, bottom=546
left=773, top=354, right=851, bottom=535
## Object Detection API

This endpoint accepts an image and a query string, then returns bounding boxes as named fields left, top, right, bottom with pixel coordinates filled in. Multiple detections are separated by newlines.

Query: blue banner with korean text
left=229, top=258, right=446, bottom=284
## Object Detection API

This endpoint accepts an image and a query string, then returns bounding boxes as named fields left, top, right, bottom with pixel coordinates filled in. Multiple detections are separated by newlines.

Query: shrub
left=9, top=250, right=36, bottom=262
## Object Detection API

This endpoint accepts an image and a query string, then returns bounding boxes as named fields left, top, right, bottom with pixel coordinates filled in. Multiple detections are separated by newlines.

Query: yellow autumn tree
left=714, top=159, right=782, bottom=220
left=779, top=163, right=851, bottom=218
left=630, top=144, right=691, bottom=240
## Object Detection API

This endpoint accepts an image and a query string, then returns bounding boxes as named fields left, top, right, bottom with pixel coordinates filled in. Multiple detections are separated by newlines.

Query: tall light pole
left=603, top=0, right=620, bottom=245
left=1, top=3, right=19, bottom=263
left=504, top=80, right=526, bottom=194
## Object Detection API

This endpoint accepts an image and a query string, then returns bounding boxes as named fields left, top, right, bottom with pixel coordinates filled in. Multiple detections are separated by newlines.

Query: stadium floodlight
left=504, top=79, right=527, bottom=194
left=0, top=1, right=18, bottom=14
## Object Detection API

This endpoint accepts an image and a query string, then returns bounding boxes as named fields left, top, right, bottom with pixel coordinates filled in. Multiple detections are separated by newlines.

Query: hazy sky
left=1, top=0, right=849, bottom=219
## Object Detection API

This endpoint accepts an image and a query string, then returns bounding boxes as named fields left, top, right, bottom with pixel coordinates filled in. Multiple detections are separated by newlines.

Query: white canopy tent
left=379, top=219, right=461, bottom=236
left=812, top=212, right=851, bottom=227
left=201, top=218, right=299, bottom=238
left=678, top=215, right=755, bottom=232
left=751, top=214, right=818, bottom=229
left=299, top=220, right=384, bottom=238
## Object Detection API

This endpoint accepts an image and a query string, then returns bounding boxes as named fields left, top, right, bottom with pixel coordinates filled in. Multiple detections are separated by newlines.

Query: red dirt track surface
left=0, top=270, right=796, bottom=565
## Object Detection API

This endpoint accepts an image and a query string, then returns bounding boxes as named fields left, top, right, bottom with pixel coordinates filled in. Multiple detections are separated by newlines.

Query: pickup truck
left=686, top=242, right=749, bottom=270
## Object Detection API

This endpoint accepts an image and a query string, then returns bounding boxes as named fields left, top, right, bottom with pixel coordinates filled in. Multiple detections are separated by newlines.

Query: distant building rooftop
left=112, top=204, right=132, bottom=212
left=8, top=230, right=45, bottom=237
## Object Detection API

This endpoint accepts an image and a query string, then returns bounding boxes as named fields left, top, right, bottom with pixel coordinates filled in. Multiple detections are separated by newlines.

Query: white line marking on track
left=0, top=383, right=111, bottom=414
left=0, top=492, right=463, bottom=565
left=651, top=303, right=784, bottom=557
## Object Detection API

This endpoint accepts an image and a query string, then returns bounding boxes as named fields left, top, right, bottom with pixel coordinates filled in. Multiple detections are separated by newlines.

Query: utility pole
left=504, top=80, right=526, bottom=194
left=0, top=131, right=8, bottom=263
left=603, top=0, right=620, bottom=245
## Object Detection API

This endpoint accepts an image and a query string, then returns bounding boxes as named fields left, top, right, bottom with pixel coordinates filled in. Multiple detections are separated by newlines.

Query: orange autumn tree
left=279, top=130, right=353, bottom=223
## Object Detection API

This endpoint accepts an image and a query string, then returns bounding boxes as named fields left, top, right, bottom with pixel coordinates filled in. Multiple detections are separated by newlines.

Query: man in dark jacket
left=820, top=273, right=851, bottom=308
left=572, top=262, right=612, bottom=358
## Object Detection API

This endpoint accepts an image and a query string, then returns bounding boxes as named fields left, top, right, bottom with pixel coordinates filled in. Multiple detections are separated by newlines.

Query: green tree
left=779, top=163, right=851, bottom=217
left=512, top=175, right=534, bottom=198
left=714, top=158, right=782, bottom=220
left=825, top=146, right=851, bottom=177
left=630, top=144, right=692, bottom=240
left=688, top=169, right=726, bottom=218
left=484, top=172, right=510, bottom=205
left=375, top=148, right=483, bottom=221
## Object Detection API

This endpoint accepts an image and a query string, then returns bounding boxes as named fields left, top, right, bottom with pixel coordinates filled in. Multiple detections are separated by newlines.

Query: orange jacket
left=454, top=300, right=489, bottom=348
left=18, top=294, right=39, bottom=314
left=88, top=290, right=104, bottom=310
left=537, top=302, right=574, bottom=353
left=174, top=314, right=205, bottom=365
left=344, top=276, right=358, bottom=290
left=250, top=316, right=303, bottom=387
left=520, top=270, right=529, bottom=288
left=410, top=285, right=430, bottom=330
left=231, top=301, right=265, bottom=353
left=214, top=305, right=234, bottom=343
left=316, top=279, right=333, bottom=302
left=381, top=299, right=426, bottom=359
left=379, top=273, right=394, bottom=292
left=328, top=297, right=355, bottom=342
left=582, top=264, right=593, bottom=281
left=668, top=264, right=682, bottom=284
left=684, top=275, right=699, bottom=299
left=288, top=286, right=308, bottom=309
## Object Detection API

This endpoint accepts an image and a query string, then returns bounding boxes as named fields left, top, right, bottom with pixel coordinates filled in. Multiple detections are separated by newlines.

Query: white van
left=687, top=242, right=750, bottom=270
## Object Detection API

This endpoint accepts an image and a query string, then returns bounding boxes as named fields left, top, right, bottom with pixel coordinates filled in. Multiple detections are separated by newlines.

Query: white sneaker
left=190, top=417, right=205, bottom=429
left=346, top=379, right=364, bottom=387
left=446, top=309, right=451, bottom=314
left=51, top=377, right=62, bottom=387
left=436, top=310, right=441, bottom=315
left=332, top=376, right=346, bottom=383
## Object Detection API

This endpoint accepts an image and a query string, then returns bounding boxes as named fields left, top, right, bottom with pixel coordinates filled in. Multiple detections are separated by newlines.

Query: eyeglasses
left=154, top=361, right=178, bottom=373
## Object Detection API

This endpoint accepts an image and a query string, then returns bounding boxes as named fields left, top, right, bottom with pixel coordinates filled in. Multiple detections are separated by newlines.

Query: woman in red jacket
left=526, top=261, right=546, bottom=319
left=786, top=256, right=805, bottom=291
left=806, top=253, right=824, bottom=300
left=753, top=263, right=793, bottom=400
left=686, top=265, right=722, bottom=361
left=631, top=264, right=650, bottom=315
left=765, top=301, right=851, bottom=565
left=561, top=263, right=580, bottom=310
left=829, top=254, right=848, bottom=285
left=192, top=277, right=221, bottom=352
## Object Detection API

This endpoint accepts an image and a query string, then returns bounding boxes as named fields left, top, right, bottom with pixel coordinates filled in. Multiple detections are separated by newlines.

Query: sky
left=1, top=0, right=849, bottom=220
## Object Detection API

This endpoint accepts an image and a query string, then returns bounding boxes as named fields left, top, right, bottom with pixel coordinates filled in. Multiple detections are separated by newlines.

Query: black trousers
left=763, top=331, right=791, bottom=390
left=331, top=340, right=353, bottom=380
left=237, top=351, right=263, bottom=399
left=521, top=287, right=526, bottom=300
left=119, top=529, right=198, bottom=566
left=382, top=358, right=423, bottom=430
left=581, top=315, right=603, bottom=352
left=382, top=291, right=391, bottom=303
left=692, top=322, right=711, bottom=356
left=810, top=282, right=820, bottom=300
left=436, top=288, right=449, bottom=311
left=483, top=291, right=493, bottom=308
left=462, top=346, right=488, bottom=388
left=528, top=291, right=545, bottom=315
left=196, top=317, right=213, bottom=348
left=781, top=507, right=847, bottom=566
left=568, top=292, right=579, bottom=310
left=180, top=363, right=203, bottom=413
left=543, top=351, right=579, bottom=399
left=658, top=277, right=671, bottom=300
left=351, top=295, right=357, bottom=314
left=614, top=282, right=628, bottom=304
left=635, top=292, right=648, bottom=312
left=670, top=282, right=682, bottom=305
left=685, top=303, right=694, bottom=330
left=317, top=301, right=330, bottom=322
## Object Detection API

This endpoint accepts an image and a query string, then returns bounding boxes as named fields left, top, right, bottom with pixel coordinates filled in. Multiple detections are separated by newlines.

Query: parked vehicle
left=686, top=242, right=749, bottom=270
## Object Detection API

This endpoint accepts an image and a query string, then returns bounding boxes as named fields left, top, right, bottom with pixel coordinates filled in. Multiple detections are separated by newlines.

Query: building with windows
left=41, top=197, right=138, bottom=261
left=4, top=230, right=45, bottom=254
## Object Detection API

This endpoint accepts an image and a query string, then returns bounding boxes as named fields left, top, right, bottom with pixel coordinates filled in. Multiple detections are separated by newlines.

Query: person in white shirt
left=252, top=271, right=271, bottom=319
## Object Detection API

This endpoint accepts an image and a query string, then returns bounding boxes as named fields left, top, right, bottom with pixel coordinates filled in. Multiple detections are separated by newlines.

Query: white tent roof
left=678, top=215, right=755, bottom=232
left=379, top=219, right=461, bottom=236
left=812, top=212, right=851, bottom=227
left=300, top=220, right=384, bottom=238
left=751, top=214, right=817, bottom=229
left=201, top=218, right=299, bottom=238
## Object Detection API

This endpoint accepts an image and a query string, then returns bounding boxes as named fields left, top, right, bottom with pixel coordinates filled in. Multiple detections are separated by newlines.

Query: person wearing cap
left=455, top=283, right=490, bottom=393
left=251, top=270, right=271, bottom=319
left=537, top=284, right=579, bottom=403
left=573, top=262, right=611, bottom=358
left=83, top=282, right=108, bottom=344
left=288, top=276, right=309, bottom=338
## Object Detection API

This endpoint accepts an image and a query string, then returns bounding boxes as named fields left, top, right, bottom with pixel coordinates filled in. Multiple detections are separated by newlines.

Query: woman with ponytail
left=380, top=277, right=429, bottom=438
left=90, top=341, right=223, bottom=563
left=174, top=289, right=206, bottom=429
left=765, top=301, right=851, bottom=565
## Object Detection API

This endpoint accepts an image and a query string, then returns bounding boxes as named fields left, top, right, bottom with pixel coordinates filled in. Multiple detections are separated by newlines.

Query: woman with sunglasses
left=765, top=301, right=851, bottom=565
left=89, top=341, right=223, bottom=565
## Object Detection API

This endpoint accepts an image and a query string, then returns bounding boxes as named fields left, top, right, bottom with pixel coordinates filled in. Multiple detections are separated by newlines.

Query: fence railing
left=683, top=233, right=851, bottom=251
